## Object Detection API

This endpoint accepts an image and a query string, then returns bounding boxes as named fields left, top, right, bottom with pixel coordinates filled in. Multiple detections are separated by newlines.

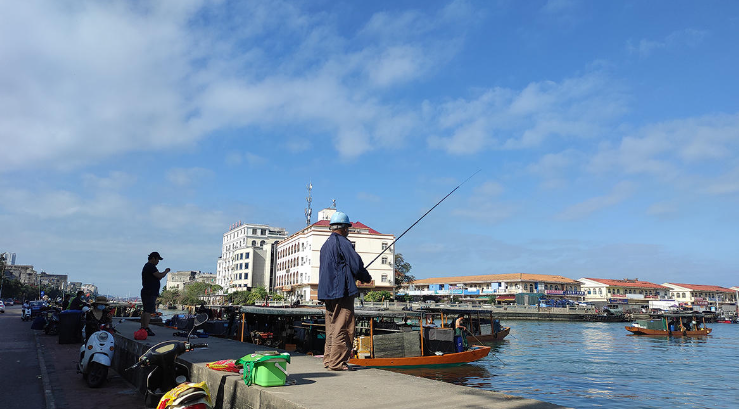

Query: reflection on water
left=388, top=321, right=739, bottom=408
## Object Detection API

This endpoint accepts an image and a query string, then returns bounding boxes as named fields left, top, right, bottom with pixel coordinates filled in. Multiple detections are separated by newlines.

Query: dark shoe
left=145, top=327, right=156, bottom=336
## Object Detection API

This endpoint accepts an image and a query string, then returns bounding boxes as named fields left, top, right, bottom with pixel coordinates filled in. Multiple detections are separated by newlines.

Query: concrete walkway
left=114, top=319, right=567, bottom=409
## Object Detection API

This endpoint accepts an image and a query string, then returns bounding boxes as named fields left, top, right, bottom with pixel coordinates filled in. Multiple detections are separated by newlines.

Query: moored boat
left=625, top=313, right=712, bottom=336
left=349, top=345, right=491, bottom=368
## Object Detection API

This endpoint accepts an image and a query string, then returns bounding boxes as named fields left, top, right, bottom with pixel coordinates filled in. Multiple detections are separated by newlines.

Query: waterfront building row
left=402, top=274, right=737, bottom=312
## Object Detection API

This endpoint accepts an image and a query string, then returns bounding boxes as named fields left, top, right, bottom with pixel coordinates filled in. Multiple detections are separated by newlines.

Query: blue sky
left=1, top=1, right=738, bottom=297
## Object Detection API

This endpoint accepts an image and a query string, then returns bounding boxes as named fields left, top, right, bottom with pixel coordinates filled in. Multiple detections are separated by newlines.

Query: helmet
left=329, top=211, right=351, bottom=226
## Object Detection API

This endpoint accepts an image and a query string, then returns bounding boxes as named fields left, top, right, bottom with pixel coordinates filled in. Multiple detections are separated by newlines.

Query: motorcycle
left=78, top=307, right=116, bottom=388
left=43, top=307, right=61, bottom=335
left=126, top=313, right=209, bottom=408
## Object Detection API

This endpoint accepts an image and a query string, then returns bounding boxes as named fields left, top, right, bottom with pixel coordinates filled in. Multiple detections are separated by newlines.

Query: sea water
left=389, top=320, right=739, bottom=408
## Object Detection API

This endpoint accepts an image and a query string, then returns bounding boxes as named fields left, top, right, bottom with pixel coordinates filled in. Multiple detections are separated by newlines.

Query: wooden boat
left=625, top=314, right=712, bottom=337
left=472, top=326, right=511, bottom=342
left=424, top=308, right=511, bottom=342
left=349, top=345, right=491, bottom=368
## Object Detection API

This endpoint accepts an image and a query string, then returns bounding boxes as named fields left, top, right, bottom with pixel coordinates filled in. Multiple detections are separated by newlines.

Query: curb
left=34, top=331, right=57, bottom=409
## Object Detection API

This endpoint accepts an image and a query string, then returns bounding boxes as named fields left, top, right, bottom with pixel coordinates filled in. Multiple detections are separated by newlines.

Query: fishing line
left=466, top=329, right=505, bottom=366
left=365, top=169, right=481, bottom=268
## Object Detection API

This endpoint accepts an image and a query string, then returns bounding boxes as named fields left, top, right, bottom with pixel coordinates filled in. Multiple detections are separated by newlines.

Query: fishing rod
left=364, top=169, right=481, bottom=268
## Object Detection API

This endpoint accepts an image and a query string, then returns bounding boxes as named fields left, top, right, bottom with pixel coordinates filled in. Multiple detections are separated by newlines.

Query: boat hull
left=625, top=326, right=712, bottom=337
left=348, top=345, right=491, bottom=368
left=472, top=327, right=510, bottom=342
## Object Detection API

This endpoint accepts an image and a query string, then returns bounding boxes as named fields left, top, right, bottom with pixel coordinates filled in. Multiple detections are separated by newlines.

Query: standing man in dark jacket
left=140, top=252, right=170, bottom=336
left=318, top=211, right=372, bottom=371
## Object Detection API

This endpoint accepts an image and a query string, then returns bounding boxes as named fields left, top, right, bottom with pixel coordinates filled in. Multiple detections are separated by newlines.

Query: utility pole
left=0, top=254, right=6, bottom=299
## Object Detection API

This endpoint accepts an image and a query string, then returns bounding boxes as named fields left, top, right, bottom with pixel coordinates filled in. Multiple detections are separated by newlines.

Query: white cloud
left=82, top=171, right=136, bottom=190
left=647, top=202, right=678, bottom=217
left=166, top=167, right=214, bottom=187
left=427, top=71, right=627, bottom=154
left=556, top=181, right=635, bottom=220
left=149, top=204, right=225, bottom=234
left=0, top=1, right=468, bottom=171
left=628, top=28, right=708, bottom=58
left=587, top=113, right=739, bottom=183
left=451, top=180, right=513, bottom=224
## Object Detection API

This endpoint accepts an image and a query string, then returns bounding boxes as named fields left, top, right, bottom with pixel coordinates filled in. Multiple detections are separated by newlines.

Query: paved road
left=0, top=304, right=47, bottom=408
left=0, top=305, right=145, bottom=409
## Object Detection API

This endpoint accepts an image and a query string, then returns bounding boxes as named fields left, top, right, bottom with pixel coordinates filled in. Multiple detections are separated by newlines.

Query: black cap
left=148, top=252, right=164, bottom=260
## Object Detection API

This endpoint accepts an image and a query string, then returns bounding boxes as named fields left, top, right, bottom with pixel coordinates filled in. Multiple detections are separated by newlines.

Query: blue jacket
left=318, top=232, right=372, bottom=301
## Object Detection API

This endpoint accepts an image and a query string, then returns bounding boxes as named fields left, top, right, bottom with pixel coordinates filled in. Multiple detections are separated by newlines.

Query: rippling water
left=387, top=320, right=739, bottom=408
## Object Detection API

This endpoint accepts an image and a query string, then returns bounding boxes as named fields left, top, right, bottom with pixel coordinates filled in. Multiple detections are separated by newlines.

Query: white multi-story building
left=662, top=283, right=736, bottom=310
left=165, top=270, right=218, bottom=292
left=577, top=277, right=670, bottom=308
left=274, top=208, right=396, bottom=302
left=216, top=222, right=287, bottom=294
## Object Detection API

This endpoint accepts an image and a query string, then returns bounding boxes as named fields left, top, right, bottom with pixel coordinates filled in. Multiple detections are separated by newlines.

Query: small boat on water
left=425, top=308, right=511, bottom=342
left=348, top=311, right=492, bottom=368
left=625, top=313, right=712, bottom=337
left=349, top=345, right=491, bottom=368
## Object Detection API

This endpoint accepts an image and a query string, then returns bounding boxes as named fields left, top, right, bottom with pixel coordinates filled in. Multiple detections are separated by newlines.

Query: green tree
left=246, top=286, right=268, bottom=305
left=229, top=290, right=251, bottom=305
left=178, top=282, right=223, bottom=306
left=394, top=253, right=414, bottom=291
left=364, top=290, right=393, bottom=302
left=158, top=289, right=180, bottom=306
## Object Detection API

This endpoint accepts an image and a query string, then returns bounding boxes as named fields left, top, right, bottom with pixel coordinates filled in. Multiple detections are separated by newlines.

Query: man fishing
left=318, top=211, right=372, bottom=371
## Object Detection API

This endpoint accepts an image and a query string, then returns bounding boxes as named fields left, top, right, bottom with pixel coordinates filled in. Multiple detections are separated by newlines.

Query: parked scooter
left=43, top=307, right=61, bottom=335
left=21, top=303, right=32, bottom=321
left=126, top=313, right=209, bottom=408
left=78, top=299, right=116, bottom=388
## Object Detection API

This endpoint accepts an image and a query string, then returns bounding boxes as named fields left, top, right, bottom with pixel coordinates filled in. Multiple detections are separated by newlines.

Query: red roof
left=665, top=283, right=734, bottom=293
left=312, top=220, right=382, bottom=234
left=583, top=278, right=668, bottom=289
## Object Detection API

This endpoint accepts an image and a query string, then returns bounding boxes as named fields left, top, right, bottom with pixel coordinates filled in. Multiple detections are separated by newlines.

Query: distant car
left=5, top=298, right=14, bottom=306
left=0, top=301, right=5, bottom=313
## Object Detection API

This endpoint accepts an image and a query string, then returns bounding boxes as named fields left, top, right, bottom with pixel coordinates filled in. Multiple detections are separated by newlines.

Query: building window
left=382, top=257, right=388, bottom=265
left=381, top=274, right=388, bottom=282
left=245, top=253, right=249, bottom=259
left=382, top=242, right=388, bottom=251
left=252, top=240, right=256, bottom=246
left=350, top=241, right=356, bottom=249
left=245, top=263, right=249, bottom=269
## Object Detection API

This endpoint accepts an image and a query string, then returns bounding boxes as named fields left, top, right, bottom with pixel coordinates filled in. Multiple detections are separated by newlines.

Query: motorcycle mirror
left=194, top=313, right=208, bottom=326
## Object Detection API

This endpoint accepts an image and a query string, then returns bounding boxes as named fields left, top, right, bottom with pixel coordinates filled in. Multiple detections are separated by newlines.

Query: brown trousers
left=323, top=296, right=356, bottom=370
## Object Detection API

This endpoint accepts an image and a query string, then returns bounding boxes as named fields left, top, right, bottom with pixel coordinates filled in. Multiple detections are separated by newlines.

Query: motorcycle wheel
left=86, top=362, right=108, bottom=388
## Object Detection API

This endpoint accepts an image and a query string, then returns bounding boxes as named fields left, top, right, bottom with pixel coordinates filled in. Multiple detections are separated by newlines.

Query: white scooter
left=78, top=306, right=116, bottom=388
left=21, top=303, right=32, bottom=321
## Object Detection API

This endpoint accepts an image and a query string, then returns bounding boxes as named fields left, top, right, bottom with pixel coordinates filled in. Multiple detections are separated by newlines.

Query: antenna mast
left=305, top=181, right=313, bottom=227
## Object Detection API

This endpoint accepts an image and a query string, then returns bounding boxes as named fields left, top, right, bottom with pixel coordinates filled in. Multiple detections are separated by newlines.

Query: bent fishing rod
left=364, top=169, right=481, bottom=268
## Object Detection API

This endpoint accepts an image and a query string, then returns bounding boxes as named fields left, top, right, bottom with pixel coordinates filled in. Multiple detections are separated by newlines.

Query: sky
left=1, top=0, right=738, bottom=297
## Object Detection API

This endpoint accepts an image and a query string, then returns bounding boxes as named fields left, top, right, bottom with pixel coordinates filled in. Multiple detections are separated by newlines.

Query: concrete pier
left=112, top=319, right=567, bottom=409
